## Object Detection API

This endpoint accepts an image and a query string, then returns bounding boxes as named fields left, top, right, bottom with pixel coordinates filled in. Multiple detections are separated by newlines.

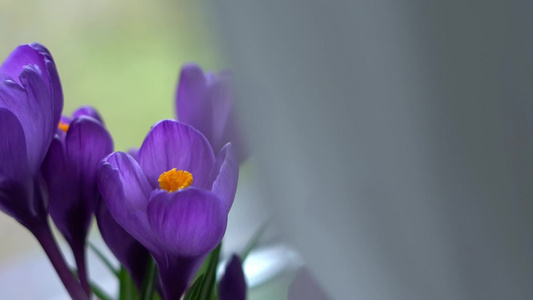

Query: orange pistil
left=158, top=168, right=193, bottom=192
left=58, top=121, right=70, bottom=133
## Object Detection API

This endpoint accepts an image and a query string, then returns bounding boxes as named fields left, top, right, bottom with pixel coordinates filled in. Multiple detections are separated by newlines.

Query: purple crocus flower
left=0, top=44, right=88, bottom=299
left=41, top=106, right=113, bottom=295
left=98, top=120, right=239, bottom=299
left=0, top=43, right=62, bottom=228
left=176, top=64, right=248, bottom=163
left=219, top=255, right=247, bottom=300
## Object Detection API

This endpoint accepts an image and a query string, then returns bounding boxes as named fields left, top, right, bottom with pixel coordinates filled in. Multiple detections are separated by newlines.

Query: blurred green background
left=0, top=0, right=223, bottom=151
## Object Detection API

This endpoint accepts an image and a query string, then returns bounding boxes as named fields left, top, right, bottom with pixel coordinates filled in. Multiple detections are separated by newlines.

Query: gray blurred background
left=209, top=0, right=533, bottom=299
left=1, top=0, right=532, bottom=299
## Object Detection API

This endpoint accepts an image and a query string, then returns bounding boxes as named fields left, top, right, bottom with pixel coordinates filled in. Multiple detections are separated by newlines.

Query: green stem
left=140, top=257, right=157, bottom=300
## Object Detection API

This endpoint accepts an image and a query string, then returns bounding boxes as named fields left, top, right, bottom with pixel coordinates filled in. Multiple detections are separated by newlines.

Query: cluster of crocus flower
left=0, top=43, right=248, bottom=300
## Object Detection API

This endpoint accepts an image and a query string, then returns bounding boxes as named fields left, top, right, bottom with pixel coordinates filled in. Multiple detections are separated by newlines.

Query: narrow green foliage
left=184, top=274, right=205, bottom=300
left=197, top=243, right=221, bottom=300
left=140, top=257, right=158, bottom=300
left=89, top=242, right=120, bottom=277
left=241, top=221, right=268, bottom=261
left=90, top=281, right=114, bottom=300
left=119, top=267, right=139, bottom=300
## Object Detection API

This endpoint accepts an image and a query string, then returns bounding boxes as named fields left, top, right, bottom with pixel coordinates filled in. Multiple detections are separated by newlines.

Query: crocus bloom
left=41, top=106, right=113, bottom=294
left=219, top=255, right=247, bottom=300
left=176, top=64, right=248, bottom=163
left=0, top=43, right=62, bottom=228
left=98, top=120, right=239, bottom=299
left=0, top=44, right=87, bottom=300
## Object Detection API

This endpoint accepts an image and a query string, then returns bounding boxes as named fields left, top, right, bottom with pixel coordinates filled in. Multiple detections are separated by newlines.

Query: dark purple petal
left=0, top=108, right=29, bottom=181
left=210, top=143, right=239, bottom=214
left=147, top=188, right=227, bottom=257
left=138, top=120, right=215, bottom=189
left=0, top=175, right=47, bottom=230
left=0, top=66, right=54, bottom=172
left=98, top=152, right=158, bottom=253
left=45, top=117, right=113, bottom=245
left=176, top=64, right=213, bottom=142
left=30, top=43, right=63, bottom=129
left=0, top=44, right=63, bottom=128
left=219, top=255, right=246, bottom=300
left=0, top=109, right=46, bottom=227
left=95, top=197, right=149, bottom=290
left=41, top=135, right=74, bottom=241
left=155, top=255, right=204, bottom=300
left=66, top=117, right=113, bottom=206
left=72, top=106, right=104, bottom=124
left=0, top=44, right=47, bottom=88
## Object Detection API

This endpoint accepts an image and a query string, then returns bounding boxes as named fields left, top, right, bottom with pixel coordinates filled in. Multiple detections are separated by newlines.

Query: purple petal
left=45, top=117, right=113, bottom=245
left=219, top=255, right=246, bottom=300
left=42, top=134, right=84, bottom=245
left=0, top=108, right=29, bottom=181
left=0, top=67, right=54, bottom=172
left=98, top=152, right=158, bottom=253
left=211, top=143, right=239, bottom=214
left=156, top=255, right=204, bottom=300
left=176, top=65, right=248, bottom=162
left=30, top=43, right=63, bottom=129
left=205, top=76, right=234, bottom=154
left=0, top=44, right=63, bottom=127
left=66, top=117, right=113, bottom=205
left=0, top=45, right=47, bottom=88
left=72, top=106, right=104, bottom=124
left=127, top=148, right=139, bottom=161
left=60, top=115, right=72, bottom=125
left=0, top=175, right=47, bottom=229
left=95, top=198, right=149, bottom=290
left=147, top=188, right=227, bottom=257
left=138, top=120, right=215, bottom=189
left=176, top=64, right=213, bottom=142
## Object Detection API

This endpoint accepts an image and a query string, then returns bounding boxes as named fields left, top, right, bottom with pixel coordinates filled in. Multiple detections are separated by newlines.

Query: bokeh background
left=0, top=1, right=287, bottom=299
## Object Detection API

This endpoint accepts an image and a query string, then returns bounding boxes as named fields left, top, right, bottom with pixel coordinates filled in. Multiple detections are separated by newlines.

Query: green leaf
left=90, top=281, right=114, bottom=300
left=153, top=293, right=162, bottom=300
left=89, top=242, right=120, bottom=277
left=184, top=274, right=205, bottom=300
left=240, top=221, right=268, bottom=261
left=119, top=267, right=139, bottom=300
left=140, top=257, right=158, bottom=300
left=197, top=243, right=222, bottom=300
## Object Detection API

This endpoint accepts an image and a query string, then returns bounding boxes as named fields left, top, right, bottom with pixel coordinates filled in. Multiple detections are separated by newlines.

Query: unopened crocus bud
left=176, top=64, right=248, bottom=163
left=219, top=255, right=247, bottom=300
left=42, top=106, right=113, bottom=295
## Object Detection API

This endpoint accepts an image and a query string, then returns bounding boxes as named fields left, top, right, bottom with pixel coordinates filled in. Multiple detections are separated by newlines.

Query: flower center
left=158, top=168, right=193, bottom=192
left=58, top=121, right=70, bottom=133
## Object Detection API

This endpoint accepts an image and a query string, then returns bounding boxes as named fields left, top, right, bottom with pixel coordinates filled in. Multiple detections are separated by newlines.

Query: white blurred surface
left=210, top=1, right=533, bottom=299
